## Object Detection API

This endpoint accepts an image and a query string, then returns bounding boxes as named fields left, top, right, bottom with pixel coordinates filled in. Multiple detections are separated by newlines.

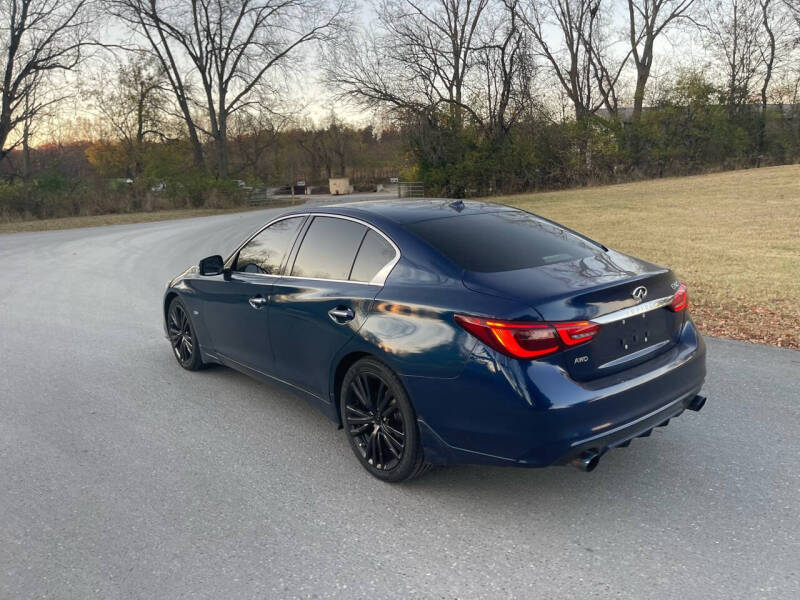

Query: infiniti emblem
left=632, top=286, right=648, bottom=302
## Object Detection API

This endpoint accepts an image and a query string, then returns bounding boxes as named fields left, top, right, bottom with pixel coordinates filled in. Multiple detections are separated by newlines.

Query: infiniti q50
left=163, top=200, right=707, bottom=482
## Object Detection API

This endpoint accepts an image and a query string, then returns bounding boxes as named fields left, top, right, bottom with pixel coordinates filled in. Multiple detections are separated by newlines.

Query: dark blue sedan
left=163, top=200, right=707, bottom=481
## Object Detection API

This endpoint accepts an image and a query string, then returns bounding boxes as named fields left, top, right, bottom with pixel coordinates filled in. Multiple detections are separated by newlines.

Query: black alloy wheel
left=341, top=358, right=429, bottom=482
left=167, top=298, right=203, bottom=371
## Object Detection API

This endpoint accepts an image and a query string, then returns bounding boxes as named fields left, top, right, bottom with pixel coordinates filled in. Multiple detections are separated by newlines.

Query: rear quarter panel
left=349, top=256, right=539, bottom=379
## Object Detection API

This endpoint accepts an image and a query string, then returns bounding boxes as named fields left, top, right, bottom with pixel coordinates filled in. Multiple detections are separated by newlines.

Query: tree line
left=326, top=0, right=800, bottom=195
left=1, top=0, right=799, bottom=219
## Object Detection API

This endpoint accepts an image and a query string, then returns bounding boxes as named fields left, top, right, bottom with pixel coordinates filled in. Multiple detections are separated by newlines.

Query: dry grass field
left=496, top=165, right=800, bottom=349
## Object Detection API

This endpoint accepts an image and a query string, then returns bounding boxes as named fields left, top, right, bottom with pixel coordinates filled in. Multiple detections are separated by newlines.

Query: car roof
left=301, top=198, right=520, bottom=225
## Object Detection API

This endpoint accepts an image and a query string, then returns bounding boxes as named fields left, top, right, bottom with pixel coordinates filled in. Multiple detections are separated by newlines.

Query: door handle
left=248, top=295, right=267, bottom=309
left=328, top=306, right=355, bottom=323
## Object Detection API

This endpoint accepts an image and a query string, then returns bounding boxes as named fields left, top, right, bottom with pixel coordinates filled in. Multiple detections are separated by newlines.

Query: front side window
left=235, top=216, right=304, bottom=275
left=350, top=230, right=396, bottom=282
left=291, top=217, right=367, bottom=280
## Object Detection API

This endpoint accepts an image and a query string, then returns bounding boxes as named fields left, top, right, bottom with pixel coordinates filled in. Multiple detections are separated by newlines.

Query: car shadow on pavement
left=181, top=356, right=722, bottom=518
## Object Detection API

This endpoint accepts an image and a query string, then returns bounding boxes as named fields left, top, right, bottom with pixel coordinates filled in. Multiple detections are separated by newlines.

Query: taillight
left=554, top=321, right=601, bottom=345
left=454, top=315, right=599, bottom=360
left=669, top=283, right=689, bottom=312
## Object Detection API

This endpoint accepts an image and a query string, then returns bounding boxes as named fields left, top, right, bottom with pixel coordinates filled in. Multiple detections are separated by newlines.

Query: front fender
left=162, top=276, right=214, bottom=360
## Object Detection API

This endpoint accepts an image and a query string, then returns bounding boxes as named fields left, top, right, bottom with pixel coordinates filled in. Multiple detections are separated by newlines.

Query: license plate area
left=597, top=310, right=673, bottom=363
left=564, top=307, right=681, bottom=381
left=618, top=313, right=654, bottom=351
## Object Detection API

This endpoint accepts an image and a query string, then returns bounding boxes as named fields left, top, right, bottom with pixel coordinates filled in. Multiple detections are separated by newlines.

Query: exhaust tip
left=688, top=395, right=707, bottom=412
left=571, top=450, right=600, bottom=472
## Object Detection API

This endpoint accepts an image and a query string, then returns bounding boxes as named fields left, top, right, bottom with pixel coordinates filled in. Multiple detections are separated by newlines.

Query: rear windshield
left=406, top=211, right=600, bottom=273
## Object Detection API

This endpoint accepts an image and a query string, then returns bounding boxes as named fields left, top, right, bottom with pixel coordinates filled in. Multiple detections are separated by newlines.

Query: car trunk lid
left=462, top=250, right=685, bottom=380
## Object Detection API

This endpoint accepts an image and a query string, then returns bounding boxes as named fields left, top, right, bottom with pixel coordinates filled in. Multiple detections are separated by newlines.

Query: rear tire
left=166, top=297, right=203, bottom=371
left=340, top=358, right=430, bottom=482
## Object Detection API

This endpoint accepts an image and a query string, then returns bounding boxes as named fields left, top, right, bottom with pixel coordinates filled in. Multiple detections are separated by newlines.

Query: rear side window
left=350, top=230, right=396, bottom=282
left=291, top=217, right=367, bottom=280
left=405, top=211, right=600, bottom=273
left=235, top=216, right=304, bottom=274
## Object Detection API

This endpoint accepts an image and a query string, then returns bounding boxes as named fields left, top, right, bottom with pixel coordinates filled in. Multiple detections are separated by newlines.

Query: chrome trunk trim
left=591, top=295, right=674, bottom=325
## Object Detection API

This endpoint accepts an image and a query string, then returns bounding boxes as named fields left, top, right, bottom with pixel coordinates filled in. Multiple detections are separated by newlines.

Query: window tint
left=350, top=230, right=396, bottom=282
left=406, top=211, right=600, bottom=273
left=235, top=216, right=304, bottom=275
left=291, top=217, right=367, bottom=280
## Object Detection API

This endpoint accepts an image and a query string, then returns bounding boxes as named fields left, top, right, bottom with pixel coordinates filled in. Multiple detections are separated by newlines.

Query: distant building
left=329, top=177, right=351, bottom=196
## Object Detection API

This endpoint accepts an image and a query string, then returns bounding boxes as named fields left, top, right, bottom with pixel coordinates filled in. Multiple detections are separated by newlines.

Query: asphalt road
left=1, top=204, right=798, bottom=599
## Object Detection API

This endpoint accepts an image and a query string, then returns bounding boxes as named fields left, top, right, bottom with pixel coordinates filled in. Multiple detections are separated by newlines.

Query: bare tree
left=110, top=0, right=203, bottom=169
left=703, top=0, right=793, bottom=152
left=322, top=29, right=426, bottom=118
left=386, top=0, right=490, bottom=125
left=20, top=70, right=43, bottom=180
left=583, top=2, right=628, bottom=116
left=325, top=0, right=491, bottom=127
left=758, top=0, right=777, bottom=153
left=89, top=54, right=169, bottom=176
left=112, top=0, right=350, bottom=177
left=472, top=0, right=533, bottom=135
left=296, top=112, right=352, bottom=181
left=228, top=109, right=291, bottom=179
left=0, top=0, right=94, bottom=163
left=757, top=0, right=799, bottom=149
left=627, top=0, right=697, bottom=120
left=703, top=0, right=763, bottom=109
left=760, top=0, right=778, bottom=107
left=516, top=0, right=627, bottom=121
left=785, top=0, right=800, bottom=32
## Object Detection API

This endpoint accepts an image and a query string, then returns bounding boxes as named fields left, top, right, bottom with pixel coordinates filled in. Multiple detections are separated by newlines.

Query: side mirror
left=199, top=254, right=224, bottom=276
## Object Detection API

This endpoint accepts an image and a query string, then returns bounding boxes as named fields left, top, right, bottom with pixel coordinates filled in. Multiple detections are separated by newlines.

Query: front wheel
left=166, top=297, right=203, bottom=371
left=340, top=358, right=430, bottom=482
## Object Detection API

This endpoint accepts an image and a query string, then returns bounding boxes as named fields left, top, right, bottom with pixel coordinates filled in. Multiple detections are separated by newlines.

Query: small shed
left=329, top=177, right=351, bottom=196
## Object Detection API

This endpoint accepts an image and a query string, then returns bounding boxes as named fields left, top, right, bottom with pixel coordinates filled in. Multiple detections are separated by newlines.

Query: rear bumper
left=406, top=319, right=707, bottom=468
left=556, top=391, right=705, bottom=467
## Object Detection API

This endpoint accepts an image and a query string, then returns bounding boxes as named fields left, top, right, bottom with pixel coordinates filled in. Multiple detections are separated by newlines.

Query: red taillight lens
left=554, top=321, right=600, bottom=345
left=669, top=283, right=689, bottom=312
left=454, top=315, right=599, bottom=360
